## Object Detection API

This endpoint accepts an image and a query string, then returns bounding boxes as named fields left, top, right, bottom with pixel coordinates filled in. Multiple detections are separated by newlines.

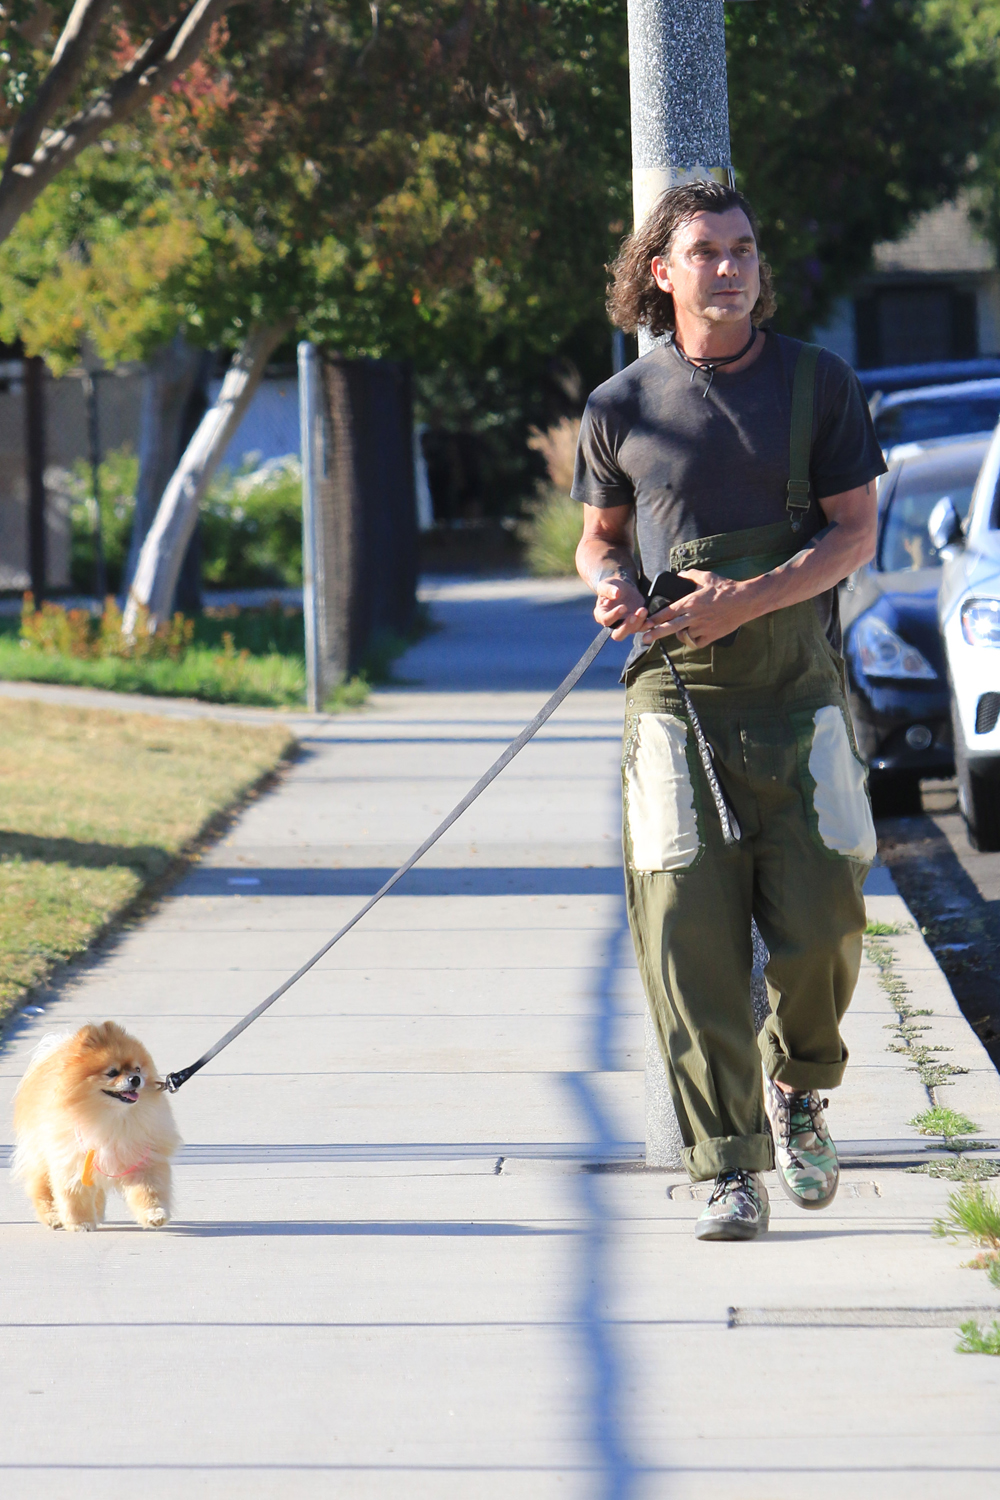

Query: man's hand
left=641, top=569, right=752, bottom=647
left=594, top=576, right=649, bottom=640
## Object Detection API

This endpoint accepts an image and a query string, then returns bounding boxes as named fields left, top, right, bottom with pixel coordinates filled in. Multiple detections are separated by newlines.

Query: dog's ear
left=78, top=1021, right=128, bottom=1051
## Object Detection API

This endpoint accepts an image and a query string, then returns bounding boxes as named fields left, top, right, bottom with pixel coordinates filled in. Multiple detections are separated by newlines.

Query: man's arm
left=576, top=503, right=650, bottom=640
left=578, top=480, right=877, bottom=644
left=647, top=479, right=878, bottom=646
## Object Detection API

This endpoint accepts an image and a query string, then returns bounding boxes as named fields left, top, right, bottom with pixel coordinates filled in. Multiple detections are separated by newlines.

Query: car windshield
left=875, top=397, right=1000, bottom=447
left=880, top=476, right=976, bottom=572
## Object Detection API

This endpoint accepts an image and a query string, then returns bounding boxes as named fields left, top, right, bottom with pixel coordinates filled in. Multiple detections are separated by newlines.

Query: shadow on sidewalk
left=170, top=1220, right=575, bottom=1237
left=183, top=865, right=626, bottom=898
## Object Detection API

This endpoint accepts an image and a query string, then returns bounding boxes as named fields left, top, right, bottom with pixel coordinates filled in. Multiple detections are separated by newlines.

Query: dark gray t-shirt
left=571, top=332, right=886, bottom=664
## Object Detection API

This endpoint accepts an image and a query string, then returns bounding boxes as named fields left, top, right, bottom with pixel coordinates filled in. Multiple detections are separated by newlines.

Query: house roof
left=872, top=197, right=995, bottom=276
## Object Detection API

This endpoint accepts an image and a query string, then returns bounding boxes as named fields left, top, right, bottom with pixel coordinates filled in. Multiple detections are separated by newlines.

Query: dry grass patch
left=0, top=700, right=293, bottom=1021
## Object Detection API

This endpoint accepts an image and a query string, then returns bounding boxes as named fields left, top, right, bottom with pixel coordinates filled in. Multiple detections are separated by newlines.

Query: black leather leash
left=164, top=577, right=738, bottom=1092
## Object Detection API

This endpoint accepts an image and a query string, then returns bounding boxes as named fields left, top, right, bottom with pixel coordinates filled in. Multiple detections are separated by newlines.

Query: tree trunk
left=123, top=333, right=208, bottom=594
left=124, top=321, right=290, bottom=632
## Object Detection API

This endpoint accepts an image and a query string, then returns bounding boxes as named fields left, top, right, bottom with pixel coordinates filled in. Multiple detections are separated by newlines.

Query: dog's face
left=58, top=1022, right=161, bottom=1117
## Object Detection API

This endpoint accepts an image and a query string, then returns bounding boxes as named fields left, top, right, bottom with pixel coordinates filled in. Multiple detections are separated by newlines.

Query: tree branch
left=0, top=0, right=234, bottom=246
left=6, top=0, right=114, bottom=170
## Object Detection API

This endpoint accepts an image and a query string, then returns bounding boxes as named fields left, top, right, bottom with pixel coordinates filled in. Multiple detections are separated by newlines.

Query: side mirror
left=928, top=496, right=962, bottom=553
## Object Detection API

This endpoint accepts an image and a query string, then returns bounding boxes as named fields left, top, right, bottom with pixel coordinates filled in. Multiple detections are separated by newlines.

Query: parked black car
left=872, top=378, right=1000, bottom=462
left=842, top=435, right=990, bottom=816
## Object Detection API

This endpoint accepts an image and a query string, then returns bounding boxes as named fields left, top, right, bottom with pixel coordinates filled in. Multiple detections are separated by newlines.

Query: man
left=573, top=180, right=885, bottom=1241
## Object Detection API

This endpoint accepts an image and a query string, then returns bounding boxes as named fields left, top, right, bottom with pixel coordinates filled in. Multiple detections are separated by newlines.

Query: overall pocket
left=790, top=704, right=877, bottom=863
left=623, top=713, right=702, bottom=871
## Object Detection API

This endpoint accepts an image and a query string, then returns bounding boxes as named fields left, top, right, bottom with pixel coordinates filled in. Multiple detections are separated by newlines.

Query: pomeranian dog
left=13, top=1021, right=181, bottom=1231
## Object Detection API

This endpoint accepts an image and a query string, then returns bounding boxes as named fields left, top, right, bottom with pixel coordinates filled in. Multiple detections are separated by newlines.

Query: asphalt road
left=877, top=778, right=1000, bottom=1072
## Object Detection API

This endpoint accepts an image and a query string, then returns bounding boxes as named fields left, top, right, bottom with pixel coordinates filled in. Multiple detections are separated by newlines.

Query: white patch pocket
left=624, top=713, right=700, bottom=871
left=807, top=704, right=877, bottom=862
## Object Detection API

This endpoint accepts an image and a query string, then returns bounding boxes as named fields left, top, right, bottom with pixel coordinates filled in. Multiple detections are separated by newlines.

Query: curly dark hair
left=607, top=180, right=776, bottom=337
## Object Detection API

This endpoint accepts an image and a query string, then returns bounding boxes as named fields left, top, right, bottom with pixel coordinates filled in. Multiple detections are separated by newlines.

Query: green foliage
left=0, top=631, right=306, bottom=708
left=66, top=448, right=304, bottom=595
left=66, top=446, right=140, bottom=595
left=865, top=920, right=909, bottom=936
left=1, top=594, right=425, bottom=708
left=4, top=3, right=997, bottom=522
left=957, top=1319, right=1000, bottom=1355
left=933, top=1183, right=1000, bottom=1248
left=910, top=1106, right=981, bottom=1141
left=909, top=1157, right=1000, bottom=1181
left=201, top=458, right=303, bottom=589
left=520, top=488, right=583, bottom=577
left=726, top=1, right=1000, bottom=334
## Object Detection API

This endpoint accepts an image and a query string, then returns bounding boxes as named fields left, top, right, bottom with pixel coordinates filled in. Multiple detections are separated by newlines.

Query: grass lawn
left=0, top=608, right=307, bottom=708
left=0, top=699, right=293, bottom=1025
left=0, top=606, right=424, bottom=709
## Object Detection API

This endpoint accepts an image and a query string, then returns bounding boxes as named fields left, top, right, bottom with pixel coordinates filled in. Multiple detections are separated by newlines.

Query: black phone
left=645, top=570, right=698, bottom=615
left=643, top=570, right=738, bottom=648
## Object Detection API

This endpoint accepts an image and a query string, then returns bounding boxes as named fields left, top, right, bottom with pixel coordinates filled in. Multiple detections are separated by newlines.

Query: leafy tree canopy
left=726, top=0, right=998, bottom=333
left=0, top=2, right=630, bottom=375
left=0, top=1, right=994, bottom=396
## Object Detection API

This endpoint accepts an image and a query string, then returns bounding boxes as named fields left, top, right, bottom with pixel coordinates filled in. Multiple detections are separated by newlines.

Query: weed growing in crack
left=932, top=1183, right=1000, bottom=1250
left=863, top=933, right=968, bottom=1097
left=911, top=1106, right=978, bottom=1137
left=957, top=1318, right=1000, bottom=1355
left=908, top=1158, right=1000, bottom=1181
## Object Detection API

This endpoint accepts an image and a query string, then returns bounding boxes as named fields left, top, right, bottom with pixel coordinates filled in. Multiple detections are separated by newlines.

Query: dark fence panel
left=315, top=356, right=417, bottom=682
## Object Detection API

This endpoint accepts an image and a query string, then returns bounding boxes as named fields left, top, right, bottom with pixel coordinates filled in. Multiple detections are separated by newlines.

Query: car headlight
left=853, top=614, right=937, bottom=679
left=961, top=598, right=1000, bottom=648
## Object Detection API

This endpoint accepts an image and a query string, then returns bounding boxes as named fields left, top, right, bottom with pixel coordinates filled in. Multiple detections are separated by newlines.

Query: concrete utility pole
left=628, top=0, right=733, bottom=355
left=626, top=0, right=736, bottom=1165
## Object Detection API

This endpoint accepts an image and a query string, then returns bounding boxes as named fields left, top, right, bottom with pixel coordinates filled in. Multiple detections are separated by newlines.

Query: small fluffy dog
left=13, top=1022, right=181, bottom=1231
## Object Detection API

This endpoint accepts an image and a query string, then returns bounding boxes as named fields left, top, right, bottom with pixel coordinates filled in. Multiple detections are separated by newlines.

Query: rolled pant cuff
left=760, top=1035, right=847, bottom=1092
left=682, top=1133, right=774, bottom=1183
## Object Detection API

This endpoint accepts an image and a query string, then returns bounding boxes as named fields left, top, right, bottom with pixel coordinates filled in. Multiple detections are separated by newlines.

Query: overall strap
left=787, top=342, right=821, bottom=532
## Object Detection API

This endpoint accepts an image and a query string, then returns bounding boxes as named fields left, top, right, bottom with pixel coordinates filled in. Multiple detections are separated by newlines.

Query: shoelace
left=779, top=1090, right=829, bottom=1146
left=707, top=1168, right=755, bottom=1206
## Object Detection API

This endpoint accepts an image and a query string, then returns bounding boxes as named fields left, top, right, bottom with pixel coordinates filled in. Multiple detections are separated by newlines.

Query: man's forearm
left=575, top=535, right=639, bottom=593
left=737, top=516, right=874, bottom=621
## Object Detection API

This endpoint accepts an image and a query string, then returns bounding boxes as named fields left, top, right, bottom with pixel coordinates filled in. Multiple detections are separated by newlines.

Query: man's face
left=650, top=208, right=760, bottom=326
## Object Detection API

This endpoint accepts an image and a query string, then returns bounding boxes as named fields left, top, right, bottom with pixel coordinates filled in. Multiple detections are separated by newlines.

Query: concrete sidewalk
left=2, top=576, right=1000, bottom=1498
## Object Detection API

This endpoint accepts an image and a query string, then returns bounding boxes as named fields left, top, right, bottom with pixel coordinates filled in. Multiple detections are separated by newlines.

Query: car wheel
left=953, top=701, right=1000, bottom=852
left=869, top=772, right=922, bottom=819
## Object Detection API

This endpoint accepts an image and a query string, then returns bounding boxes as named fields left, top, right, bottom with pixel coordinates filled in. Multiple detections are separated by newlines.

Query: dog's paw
left=66, top=1220, right=95, bottom=1232
left=141, top=1206, right=168, bottom=1229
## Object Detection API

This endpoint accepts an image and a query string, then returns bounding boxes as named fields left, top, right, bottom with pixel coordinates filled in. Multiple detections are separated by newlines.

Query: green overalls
left=622, top=345, right=877, bottom=1182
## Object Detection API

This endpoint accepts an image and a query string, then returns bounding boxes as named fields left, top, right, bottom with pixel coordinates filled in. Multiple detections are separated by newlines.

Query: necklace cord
left=669, top=327, right=757, bottom=396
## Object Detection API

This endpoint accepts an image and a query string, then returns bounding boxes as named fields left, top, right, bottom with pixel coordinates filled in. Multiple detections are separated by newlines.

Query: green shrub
left=20, top=594, right=193, bottom=660
left=519, top=486, right=583, bottom=577
left=66, top=448, right=303, bottom=595
left=201, top=456, right=303, bottom=588
left=67, top=446, right=139, bottom=594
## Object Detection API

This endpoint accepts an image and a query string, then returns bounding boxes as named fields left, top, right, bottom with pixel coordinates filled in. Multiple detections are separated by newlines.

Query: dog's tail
left=13, top=1032, right=73, bottom=1096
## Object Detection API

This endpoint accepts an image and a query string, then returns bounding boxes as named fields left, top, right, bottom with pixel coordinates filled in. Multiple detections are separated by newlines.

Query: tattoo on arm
left=590, top=552, right=638, bottom=591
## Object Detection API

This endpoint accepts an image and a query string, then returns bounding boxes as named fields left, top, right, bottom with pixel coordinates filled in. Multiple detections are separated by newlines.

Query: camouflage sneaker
left=694, top=1169, right=770, bottom=1242
left=762, top=1069, right=839, bottom=1210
